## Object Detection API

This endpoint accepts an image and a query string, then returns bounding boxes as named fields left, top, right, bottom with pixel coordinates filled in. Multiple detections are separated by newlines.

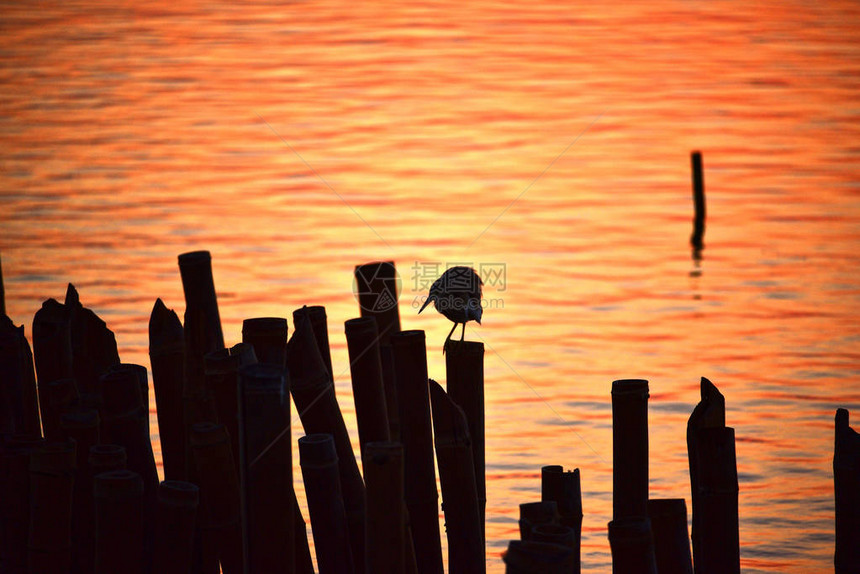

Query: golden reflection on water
left=2, top=1, right=859, bottom=571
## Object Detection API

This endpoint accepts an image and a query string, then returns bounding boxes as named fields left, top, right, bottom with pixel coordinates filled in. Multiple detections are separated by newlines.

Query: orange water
left=2, top=1, right=859, bottom=571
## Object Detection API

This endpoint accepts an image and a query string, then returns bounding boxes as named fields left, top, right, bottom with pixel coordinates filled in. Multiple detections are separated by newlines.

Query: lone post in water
left=690, top=151, right=706, bottom=256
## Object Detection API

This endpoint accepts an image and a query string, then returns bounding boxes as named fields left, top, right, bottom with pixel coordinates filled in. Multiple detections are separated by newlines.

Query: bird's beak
left=418, top=295, right=433, bottom=314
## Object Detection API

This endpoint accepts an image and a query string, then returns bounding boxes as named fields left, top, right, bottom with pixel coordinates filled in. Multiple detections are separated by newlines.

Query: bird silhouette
left=418, top=266, right=482, bottom=352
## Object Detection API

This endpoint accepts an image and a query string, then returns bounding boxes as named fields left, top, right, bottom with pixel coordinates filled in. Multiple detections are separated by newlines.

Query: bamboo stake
left=242, top=317, right=288, bottom=368
left=390, top=330, right=443, bottom=574
left=190, top=422, right=243, bottom=574
left=88, top=443, right=127, bottom=475
left=503, top=540, right=575, bottom=574
left=519, top=502, right=560, bottom=541
left=345, top=317, right=390, bottom=460
left=32, top=298, right=74, bottom=385
left=203, top=342, right=257, bottom=478
left=834, top=408, right=860, bottom=573
left=354, top=261, right=401, bottom=345
left=108, top=363, right=149, bottom=432
left=541, top=465, right=582, bottom=573
left=429, top=380, right=484, bottom=574
left=27, top=440, right=76, bottom=573
left=60, top=409, right=100, bottom=574
left=149, top=298, right=188, bottom=481
left=364, top=441, right=407, bottom=574
left=611, top=379, right=650, bottom=520
left=300, top=433, right=355, bottom=574
left=607, top=516, right=658, bottom=574
left=694, top=427, right=739, bottom=574
left=65, top=284, right=120, bottom=396
left=0, top=436, right=44, bottom=573
left=94, top=470, right=144, bottom=574
left=0, top=313, right=42, bottom=437
left=289, top=306, right=366, bottom=574
left=237, top=363, right=294, bottom=574
left=686, top=376, right=726, bottom=572
left=445, top=339, right=485, bottom=545
left=304, top=305, right=334, bottom=378
left=531, top=524, right=577, bottom=557
left=37, top=377, right=79, bottom=441
left=690, top=151, right=706, bottom=255
left=647, top=498, right=693, bottom=574
left=152, top=480, right=200, bottom=574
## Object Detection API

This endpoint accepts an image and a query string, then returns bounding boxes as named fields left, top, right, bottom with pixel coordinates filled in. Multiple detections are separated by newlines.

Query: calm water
left=2, top=1, right=859, bottom=571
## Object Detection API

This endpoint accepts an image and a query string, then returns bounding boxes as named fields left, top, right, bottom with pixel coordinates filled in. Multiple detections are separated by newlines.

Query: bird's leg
left=443, top=322, right=458, bottom=355
left=460, top=322, right=466, bottom=342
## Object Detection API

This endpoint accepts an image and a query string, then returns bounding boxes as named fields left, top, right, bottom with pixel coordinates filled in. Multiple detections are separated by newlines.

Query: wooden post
left=354, top=261, right=401, bottom=345
left=345, top=317, right=390, bottom=460
left=204, top=343, right=257, bottom=478
left=0, top=436, right=44, bottom=573
left=611, top=379, right=649, bottom=520
left=0, top=313, right=42, bottom=437
left=28, top=440, right=76, bottom=573
left=687, top=376, right=726, bottom=572
left=237, top=363, right=294, bottom=574
left=690, top=151, right=706, bottom=254
left=608, top=516, right=658, bottom=574
left=834, top=408, right=860, bottom=573
left=152, top=480, right=200, bottom=574
left=65, top=284, right=120, bottom=396
left=190, top=422, right=244, bottom=574
left=364, top=441, right=407, bottom=574
left=429, top=380, right=484, bottom=574
left=647, top=498, right=693, bottom=574
left=37, top=378, right=79, bottom=441
left=108, top=363, right=150, bottom=433
left=60, top=409, right=100, bottom=574
left=503, top=540, right=575, bottom=574
left=0, top=252, right=5, bottom=317
left=695, top=427, right=739, bottom=574
left=94, top=470, right=145, bottom=574
left=149, top=298, right=188, bottom=481
left=541, top=465, right=582, bottom=573
left=390, top=330, right=443, bottom=574
left=519, top=502, right=560, bottom=540
left=531, top=524, right=577, bottom=557
left=300, top=433, right=355, bottom=574
left=98, top=367, right=159, bottom=568
left=304, top=305, right=334, bottom=377
left=289, top=306, right=366, bottom=574
left=32, top=298, right=74, bottom=385
left=445, top=339, right=485, bottom=545
left=88, top=443, right=127, bottom=474
left=242, top=317, right=288, bottom=368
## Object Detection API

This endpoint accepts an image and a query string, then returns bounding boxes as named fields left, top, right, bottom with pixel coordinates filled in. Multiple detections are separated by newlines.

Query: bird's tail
left=418, top=295, right=434, bottom=314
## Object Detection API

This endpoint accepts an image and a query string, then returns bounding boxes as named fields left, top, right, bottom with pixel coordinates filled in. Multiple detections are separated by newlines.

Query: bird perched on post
left=418, top=266, right=483, bottom=352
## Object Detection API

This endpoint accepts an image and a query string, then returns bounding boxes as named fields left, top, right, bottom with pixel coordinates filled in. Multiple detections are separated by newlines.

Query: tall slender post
left=65, top=284, right=120, bottom=396
left=32, top=298, right=74, bottom=385
left=429, top=380, right=484, bottom=574
left=289, top=307, right=366, bottom=574
left=695, top=427, right=739, bottom=574
left=611, top=379, right=649, bottom=520
left=354, top=261, right=401, bottom=345
left=149, top=299, right=188, bottom=481
left=345, top=317, right=390, bottom=460
left=687, top=377, right=726, bottom=572
left=647, top=498, right=693, bottom=574
left=364, top=441, right=406, bottom=574
left=237, top=363, right=294, bottom=574
left=152, top=480, right=200, bottom=574
left=190, top=422, right=243, bottom=574
left=60, top=409, right=100, bottom=574
left=690, top=151, right=706, bottom=255
left=390, top=330, right=443, bottom=574
left=834, top=408, right=860, bottom=573
left=445, top=339, right=485, bottom=546
left=304, top=305, right=334, bottom=378
left=300, top=434, right=355, bottom=574
left=28, top=440, right=76, bottom=573
left=541, top=465, right=582, bottom=573
left=94, top=470, right=145, bottom=574
left=0, top=313, right=42, bottom=437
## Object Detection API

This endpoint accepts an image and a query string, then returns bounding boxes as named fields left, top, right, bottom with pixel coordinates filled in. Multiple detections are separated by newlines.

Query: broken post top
left=688, top=376, right=726, bottom=431
left=286, top=308, right=329, bottom=390
left=149, top=299, right=184, bottom=356
left=428, top=379, right=471, bottom=447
